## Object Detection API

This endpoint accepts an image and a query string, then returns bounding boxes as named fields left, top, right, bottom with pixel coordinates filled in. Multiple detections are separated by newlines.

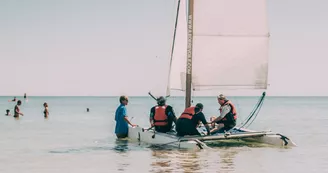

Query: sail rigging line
left=166, top=0, right=181, bottom=96
left=244, top=95, right=265, bottom=128
left=236, top=92, right=266, bottom=129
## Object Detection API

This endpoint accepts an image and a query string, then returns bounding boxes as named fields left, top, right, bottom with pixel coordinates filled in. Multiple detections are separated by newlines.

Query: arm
left=167, top=106, right=177, bottom=124
left=211, top=105, right=231, bottom=123
left=124, top=116, right=136, bottom=127
left=122, top=107, right=136, bottom=127
left=199, top=113, right=211, bottom=135
left=149, top=107, right=155, bottom=127
left=45, top=108, right=49, bottom=116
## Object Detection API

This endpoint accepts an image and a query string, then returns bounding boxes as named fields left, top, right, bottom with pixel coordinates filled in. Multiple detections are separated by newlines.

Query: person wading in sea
left=14, top=100, right=24, bottom=119
left=5, top=109, right=11, bottom=116
left=43, top=102, right=49, bottom=118
left=115, top=96, right=136, bottom=139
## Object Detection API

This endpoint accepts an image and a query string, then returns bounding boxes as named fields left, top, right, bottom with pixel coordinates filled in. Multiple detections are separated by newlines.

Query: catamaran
left=128, top=0, right=296, bottom=150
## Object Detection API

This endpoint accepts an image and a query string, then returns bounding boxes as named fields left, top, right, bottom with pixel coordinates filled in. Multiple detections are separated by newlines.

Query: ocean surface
left=0, top=96, right=327, bottom=173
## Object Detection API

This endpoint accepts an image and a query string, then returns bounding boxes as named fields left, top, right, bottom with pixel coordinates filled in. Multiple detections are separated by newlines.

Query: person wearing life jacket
left=175, top=103, right=211, bottom=137
left=149, top=96, right=177, bottom=133
left=210, top=94, right=237, bottom=134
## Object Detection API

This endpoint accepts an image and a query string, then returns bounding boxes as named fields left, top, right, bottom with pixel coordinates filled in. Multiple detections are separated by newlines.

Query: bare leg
left=210, top=123, right=224, bottom=134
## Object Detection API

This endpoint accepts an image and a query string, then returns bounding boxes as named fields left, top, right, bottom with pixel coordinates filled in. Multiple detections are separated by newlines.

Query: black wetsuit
left=176, top=108, right=208, bottom=136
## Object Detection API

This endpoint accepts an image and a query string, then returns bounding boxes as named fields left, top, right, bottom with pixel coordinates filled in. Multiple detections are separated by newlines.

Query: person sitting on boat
left=209, top=94, right=237, bottom=134
left=149, top=96, right=177, bottom=133
left=209, top=116, right=217, bottom=129
left=175, top=103, right=211, bottom=137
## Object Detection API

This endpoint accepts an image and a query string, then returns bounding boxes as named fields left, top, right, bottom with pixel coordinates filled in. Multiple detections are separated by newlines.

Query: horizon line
left=1, top=95, right=328, bottom=97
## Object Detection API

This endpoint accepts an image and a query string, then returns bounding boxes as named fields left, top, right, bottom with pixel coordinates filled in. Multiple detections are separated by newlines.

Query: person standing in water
left=43, top=102, right=49, bottom=118
left=14, top=100, right=24, bottom=118
left=5, top=109, right=11, bottom=116
left=115, top=95, right=136, bottom=139
left=24, top=93, right=28, bottom=102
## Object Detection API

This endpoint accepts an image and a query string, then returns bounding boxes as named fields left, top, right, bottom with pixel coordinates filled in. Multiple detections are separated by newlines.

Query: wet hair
left=195, top=103, right=203, bottom=112
left=119, top=95, right=128, bottom=103
left=195, top=103, right=203, bottom=109
left=157, top=96, right=166, bottom=106
left=6, top=109, right=10, bottom=113
left=43, top=102, right=48, bottom=107
left=17, top=100, right=22, bottom=104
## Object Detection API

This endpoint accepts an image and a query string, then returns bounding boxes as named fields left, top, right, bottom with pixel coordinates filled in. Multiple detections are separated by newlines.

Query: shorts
left=175, top=119, right=200, bottom=137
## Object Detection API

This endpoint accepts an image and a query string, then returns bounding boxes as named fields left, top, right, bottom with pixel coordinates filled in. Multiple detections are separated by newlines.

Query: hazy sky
left=0, top=0, right=327, bottom=96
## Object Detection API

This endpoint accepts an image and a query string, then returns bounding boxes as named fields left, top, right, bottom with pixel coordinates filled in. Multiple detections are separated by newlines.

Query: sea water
left=0, top=96, right=327, bottom=172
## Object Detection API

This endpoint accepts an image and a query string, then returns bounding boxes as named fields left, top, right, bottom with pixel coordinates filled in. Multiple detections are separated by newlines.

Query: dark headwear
left=195, top=103, right=203, bottom=109
left=157, top=96, right=166, bottom=106
left=119, top=95, right=128, bottom=103
left=195, top=103, right=203, bottom=112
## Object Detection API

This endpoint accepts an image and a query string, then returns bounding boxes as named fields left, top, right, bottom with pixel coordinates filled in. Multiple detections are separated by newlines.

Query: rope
left=166, top=0, right=181, bottom=96
left=236, top=92, right=266, bottom=130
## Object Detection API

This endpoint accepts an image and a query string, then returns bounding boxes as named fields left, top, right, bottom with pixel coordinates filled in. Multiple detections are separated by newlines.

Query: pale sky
left=0, top=0, right=327, bottom=96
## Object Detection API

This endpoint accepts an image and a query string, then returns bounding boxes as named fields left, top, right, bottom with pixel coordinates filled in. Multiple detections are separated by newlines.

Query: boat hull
left=128, top=126, right=206, bottom=150
left=229, top=127, right=297, bottom=147
left=128, top=126, right=296, bottom=150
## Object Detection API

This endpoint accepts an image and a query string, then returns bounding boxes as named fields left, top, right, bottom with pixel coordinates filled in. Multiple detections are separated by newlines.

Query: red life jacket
left=219, top=101, right=237, bottom=123
left=178, top=106, right=196, bottom=120
left=153, top=105, right=168, bottom=126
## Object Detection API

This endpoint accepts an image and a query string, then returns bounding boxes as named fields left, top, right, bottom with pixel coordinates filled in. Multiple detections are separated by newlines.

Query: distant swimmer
left=87, top=108, right=89, bottom=112
left=5, top=109, right=11, bottom=116
left=14, top=100, right=24, bottom=118
left=43, top=102, right=49, bottom=118
left=24, top=93, right=28, bottom=102
left=8, top=97, right=17, bottom=102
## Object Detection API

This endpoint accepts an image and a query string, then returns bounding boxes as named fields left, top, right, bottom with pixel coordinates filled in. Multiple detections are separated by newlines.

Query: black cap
left=195, top=103, right=203, bottom=109
left=157, top=96, right=166, bottom=105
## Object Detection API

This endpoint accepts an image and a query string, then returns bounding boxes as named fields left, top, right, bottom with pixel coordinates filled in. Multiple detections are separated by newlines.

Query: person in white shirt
left=209, top=94, right=238, bottom=134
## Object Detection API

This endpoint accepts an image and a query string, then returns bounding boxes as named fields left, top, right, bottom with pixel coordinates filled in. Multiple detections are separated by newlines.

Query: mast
left=185, top=0, right=194, bottom=108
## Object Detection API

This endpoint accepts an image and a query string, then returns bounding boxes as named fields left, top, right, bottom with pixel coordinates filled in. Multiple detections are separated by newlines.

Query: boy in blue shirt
left=115, top=95, right=136, bottom=138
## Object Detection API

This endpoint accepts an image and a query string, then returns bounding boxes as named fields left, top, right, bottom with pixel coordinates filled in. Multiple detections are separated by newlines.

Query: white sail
left=167, top=0, right=188, bottom=95
left=169, top=0, right=270, bottom=93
